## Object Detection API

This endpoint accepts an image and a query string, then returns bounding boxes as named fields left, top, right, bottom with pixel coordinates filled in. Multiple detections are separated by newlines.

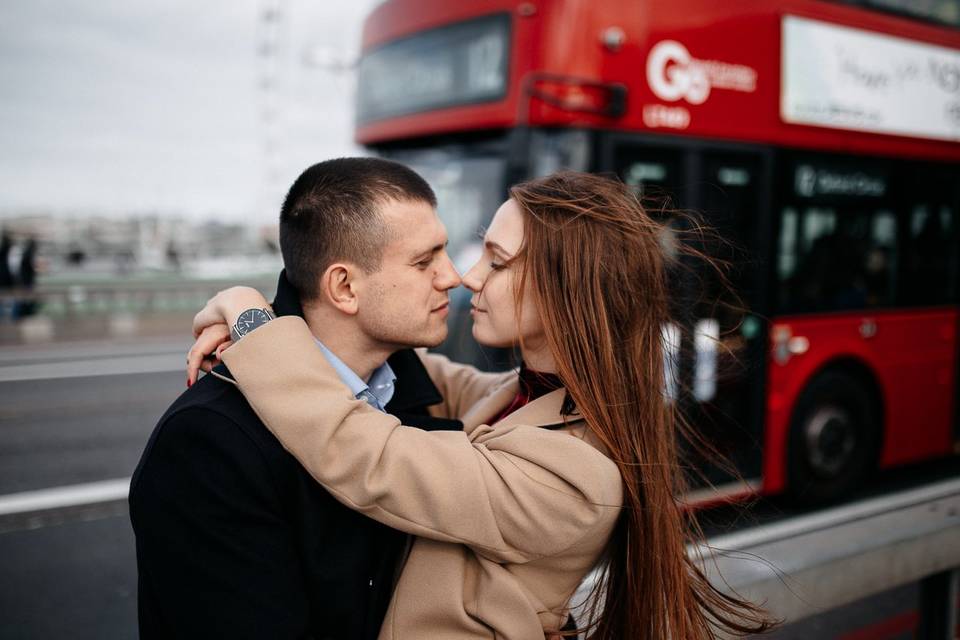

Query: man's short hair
left=279, top=157, right=437, bottom=301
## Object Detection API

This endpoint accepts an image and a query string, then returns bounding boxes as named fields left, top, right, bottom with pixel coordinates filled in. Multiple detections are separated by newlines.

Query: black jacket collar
left=270, top=270, right=443, bottom=412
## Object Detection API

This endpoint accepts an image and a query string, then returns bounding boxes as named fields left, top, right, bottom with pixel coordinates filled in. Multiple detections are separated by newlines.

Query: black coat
left=129, top=272, right=462, bottom=640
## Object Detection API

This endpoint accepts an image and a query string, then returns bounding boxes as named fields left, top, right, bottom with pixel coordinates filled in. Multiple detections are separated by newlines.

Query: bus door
left=696, top=152, right=769, bottom=485
left=609, top=141, right=767, bottom=493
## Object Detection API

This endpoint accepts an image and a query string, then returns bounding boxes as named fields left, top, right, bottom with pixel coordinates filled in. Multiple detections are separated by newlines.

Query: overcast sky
left=0, top=0, right=381, bottom=224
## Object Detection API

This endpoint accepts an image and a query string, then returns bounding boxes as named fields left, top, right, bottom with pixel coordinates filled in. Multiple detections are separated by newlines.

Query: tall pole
left=257, top=0, right=287, bottom=222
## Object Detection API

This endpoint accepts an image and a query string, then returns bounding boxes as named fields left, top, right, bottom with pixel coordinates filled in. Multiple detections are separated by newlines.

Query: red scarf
left=492, top=364, right=563, bottom=424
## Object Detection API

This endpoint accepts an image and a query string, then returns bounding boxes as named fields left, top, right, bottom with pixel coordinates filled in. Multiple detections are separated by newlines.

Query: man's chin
left=419, top=331, right=448, bottom=349
left=398, top=328, right=448, bottom=350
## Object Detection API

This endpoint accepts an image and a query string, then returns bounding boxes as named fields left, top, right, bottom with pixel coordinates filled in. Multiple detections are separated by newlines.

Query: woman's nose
left=461, top=262, right=484, bottom=293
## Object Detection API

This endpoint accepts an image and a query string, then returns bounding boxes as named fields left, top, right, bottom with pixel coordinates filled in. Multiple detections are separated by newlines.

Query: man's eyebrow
left=411, top=240, right=448, bottom=261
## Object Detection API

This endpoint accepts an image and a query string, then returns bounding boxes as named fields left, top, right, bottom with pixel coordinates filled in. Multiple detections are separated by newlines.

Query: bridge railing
left=0, top=278, right=278, bottom=316
left=0, top=278, right=279, bottom=342
left=573, top=476, right=960, bottom=638
left=698, top=476, right=960, bottom=637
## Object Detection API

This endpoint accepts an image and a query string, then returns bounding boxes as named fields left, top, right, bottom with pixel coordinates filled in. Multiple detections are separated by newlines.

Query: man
left=129, top=158, right=462, bottom=639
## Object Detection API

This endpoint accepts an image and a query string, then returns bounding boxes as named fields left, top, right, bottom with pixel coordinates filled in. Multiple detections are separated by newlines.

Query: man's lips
left=431, top=301, right=450, bottom=313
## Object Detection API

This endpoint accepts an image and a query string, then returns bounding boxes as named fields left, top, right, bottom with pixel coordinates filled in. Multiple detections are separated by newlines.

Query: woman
left=189, top=172, right=770, bottom=638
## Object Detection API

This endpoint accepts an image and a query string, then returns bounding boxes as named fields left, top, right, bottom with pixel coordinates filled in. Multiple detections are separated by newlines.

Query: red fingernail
left=187, top=379, right=193, bottom=388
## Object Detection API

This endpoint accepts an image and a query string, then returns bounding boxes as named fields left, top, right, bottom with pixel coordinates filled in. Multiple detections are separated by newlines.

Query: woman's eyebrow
left=484, top=240, right=512, bottom=259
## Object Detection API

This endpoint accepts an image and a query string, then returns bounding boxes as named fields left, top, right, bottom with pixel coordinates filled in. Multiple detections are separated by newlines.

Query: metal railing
left=569, top=477, right=960, bottom=637
left=0, top=278, right=278, bottom=317
left=699, top=476, right=960, bottom=637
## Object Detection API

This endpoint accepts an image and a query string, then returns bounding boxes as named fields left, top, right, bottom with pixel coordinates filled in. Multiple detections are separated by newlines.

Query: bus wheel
left=787, top=371, right=878, bottom=504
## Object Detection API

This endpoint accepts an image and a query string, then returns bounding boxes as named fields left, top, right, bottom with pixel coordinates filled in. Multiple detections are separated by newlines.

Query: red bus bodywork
left=358, top=0, right=960, bottom=161
left=765, top=309, right=959, bottom=492
left=356, top=0, right=960, bottom=498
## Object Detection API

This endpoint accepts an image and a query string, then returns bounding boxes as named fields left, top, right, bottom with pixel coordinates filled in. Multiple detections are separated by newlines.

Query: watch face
left=237, top=308, right=271, bottom=335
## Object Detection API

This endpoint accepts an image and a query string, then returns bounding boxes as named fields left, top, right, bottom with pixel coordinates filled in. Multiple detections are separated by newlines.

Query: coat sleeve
left=414, top=349, right=514, bottom=420
left=221, top=317, right=623, bottom=564
left=129, top=407, right=315, bottom=639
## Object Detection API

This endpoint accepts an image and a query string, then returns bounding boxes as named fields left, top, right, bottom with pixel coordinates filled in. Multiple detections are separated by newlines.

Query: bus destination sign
left=357, top=13, right=510, bottom=124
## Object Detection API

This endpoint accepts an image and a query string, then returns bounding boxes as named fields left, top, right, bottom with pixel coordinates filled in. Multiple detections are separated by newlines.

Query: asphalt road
left=0, top=337, right=956, bottom=639
left=0, top=338, right=188, bottom=640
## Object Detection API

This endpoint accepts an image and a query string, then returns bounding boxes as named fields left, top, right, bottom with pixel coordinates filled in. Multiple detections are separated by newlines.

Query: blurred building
left=0, top=213, right=281, bottom=281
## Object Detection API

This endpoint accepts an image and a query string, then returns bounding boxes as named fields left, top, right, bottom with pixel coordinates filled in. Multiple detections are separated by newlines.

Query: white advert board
left=781, top=15, right=960, bottom=142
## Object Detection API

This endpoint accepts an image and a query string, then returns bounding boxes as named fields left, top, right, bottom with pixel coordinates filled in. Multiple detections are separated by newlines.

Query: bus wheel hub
left=805, top=406, right=856, bottom=477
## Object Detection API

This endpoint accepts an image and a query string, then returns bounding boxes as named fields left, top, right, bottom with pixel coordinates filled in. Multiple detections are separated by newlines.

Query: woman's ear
left=320, top=263, right=359, bottom=315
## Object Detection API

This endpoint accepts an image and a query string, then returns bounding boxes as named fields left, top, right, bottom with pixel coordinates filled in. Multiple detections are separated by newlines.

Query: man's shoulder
left=161, top=372, right=262, bottom=433
left=133, top=373, right=285, bottom=484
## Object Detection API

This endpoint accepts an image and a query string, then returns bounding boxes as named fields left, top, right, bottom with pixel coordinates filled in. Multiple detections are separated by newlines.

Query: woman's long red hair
left=509, top=172, right=773, bottom=638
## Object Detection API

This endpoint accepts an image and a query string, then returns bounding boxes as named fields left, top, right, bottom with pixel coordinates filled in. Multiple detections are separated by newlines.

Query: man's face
left=353, top=199, right=460, bottom=350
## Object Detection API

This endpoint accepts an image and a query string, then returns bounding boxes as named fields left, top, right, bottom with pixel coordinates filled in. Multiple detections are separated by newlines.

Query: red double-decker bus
left=354, top=0, right=960, bottom=502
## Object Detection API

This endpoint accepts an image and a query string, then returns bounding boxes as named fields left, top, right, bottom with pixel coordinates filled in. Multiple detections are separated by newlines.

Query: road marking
left=0, top=353, right=185, bottom=382
left=0, top=478, right=130, bottom=516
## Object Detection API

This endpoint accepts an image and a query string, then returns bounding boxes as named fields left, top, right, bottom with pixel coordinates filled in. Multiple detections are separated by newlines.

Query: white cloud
left=0, top=0, right=381, bottom=224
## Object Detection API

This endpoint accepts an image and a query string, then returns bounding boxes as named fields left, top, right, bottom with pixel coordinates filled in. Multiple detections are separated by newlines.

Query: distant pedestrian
left=0, top=232, right=13, bottom=290
left=0, top=232, right=14, bottom=320
left=14, top=237, right=38, bottom=318
left=18, top=237, right=37, bottom=289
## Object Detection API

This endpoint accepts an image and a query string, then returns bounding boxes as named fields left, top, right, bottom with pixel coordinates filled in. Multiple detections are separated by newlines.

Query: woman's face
left=462, top=199, right=545, bottom=350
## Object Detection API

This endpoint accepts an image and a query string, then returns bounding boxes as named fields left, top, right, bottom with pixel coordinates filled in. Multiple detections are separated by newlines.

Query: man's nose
left=435, top=254, right=461, bottom=290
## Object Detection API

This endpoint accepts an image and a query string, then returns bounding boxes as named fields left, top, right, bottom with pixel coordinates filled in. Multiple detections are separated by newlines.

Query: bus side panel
left=762, top=309, right=957, bottom=494
left=873, top=309, right=958, bottom=467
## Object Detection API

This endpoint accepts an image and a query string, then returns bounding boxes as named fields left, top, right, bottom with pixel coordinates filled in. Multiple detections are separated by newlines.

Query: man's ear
left=319, top=263, right=360, bottom=315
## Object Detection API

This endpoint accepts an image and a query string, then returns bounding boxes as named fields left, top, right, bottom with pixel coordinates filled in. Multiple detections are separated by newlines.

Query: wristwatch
left=230, top=308, right=275, bottom=342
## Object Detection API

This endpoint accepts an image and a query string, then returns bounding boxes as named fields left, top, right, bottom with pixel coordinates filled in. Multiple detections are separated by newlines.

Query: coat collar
left=460, top=378, right=585, bottom=432
left=270, top=269, right=444, bottom=412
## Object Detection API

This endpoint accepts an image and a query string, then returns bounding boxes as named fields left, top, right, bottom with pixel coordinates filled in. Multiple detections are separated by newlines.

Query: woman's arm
left=221, top=316, right=622, bottom=564
left=415, top=350, right=513, bottom=420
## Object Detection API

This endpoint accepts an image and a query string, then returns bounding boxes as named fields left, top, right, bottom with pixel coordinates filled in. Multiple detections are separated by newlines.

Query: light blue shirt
left=314, top=339, right=396, bottom=412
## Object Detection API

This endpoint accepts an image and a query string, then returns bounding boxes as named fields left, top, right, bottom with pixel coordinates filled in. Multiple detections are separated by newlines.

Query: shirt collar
left=314, top=339, right=396, bottom=411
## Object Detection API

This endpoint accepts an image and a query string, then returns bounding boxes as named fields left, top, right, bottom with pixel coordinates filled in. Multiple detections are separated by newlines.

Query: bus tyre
left=787, top=372, right=878, bottom=504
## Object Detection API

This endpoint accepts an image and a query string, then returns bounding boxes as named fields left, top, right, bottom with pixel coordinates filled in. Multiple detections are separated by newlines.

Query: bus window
left=899, top=204, right=956, bottom=305
left=778, top=206, right=901, bottom=313
left=867, top=211, right=898, bottom=306
left=386, top=150, right=506, bottom=274
left=779, top=208, right=799, bottom=282
left=833, top=0, right=960, bottom=27
left=613, top=147, right=685, bottom=211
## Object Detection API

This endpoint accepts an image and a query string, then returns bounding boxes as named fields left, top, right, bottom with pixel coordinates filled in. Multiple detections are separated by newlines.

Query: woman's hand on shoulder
left=186, top=286, right=272, bottom=387
left=186, top=324, right=232, bottom=387
left=191, top=286, right=271, bottom=338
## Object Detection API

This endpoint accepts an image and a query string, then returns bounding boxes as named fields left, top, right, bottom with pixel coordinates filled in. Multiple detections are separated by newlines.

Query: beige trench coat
left=220, top=316, right=623, bottom=639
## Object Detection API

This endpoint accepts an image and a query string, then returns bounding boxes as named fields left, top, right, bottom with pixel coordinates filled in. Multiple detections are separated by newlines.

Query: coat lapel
left=461, top=379, right=586, bottom=433
left=494, top=388, right=585, bottom=430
